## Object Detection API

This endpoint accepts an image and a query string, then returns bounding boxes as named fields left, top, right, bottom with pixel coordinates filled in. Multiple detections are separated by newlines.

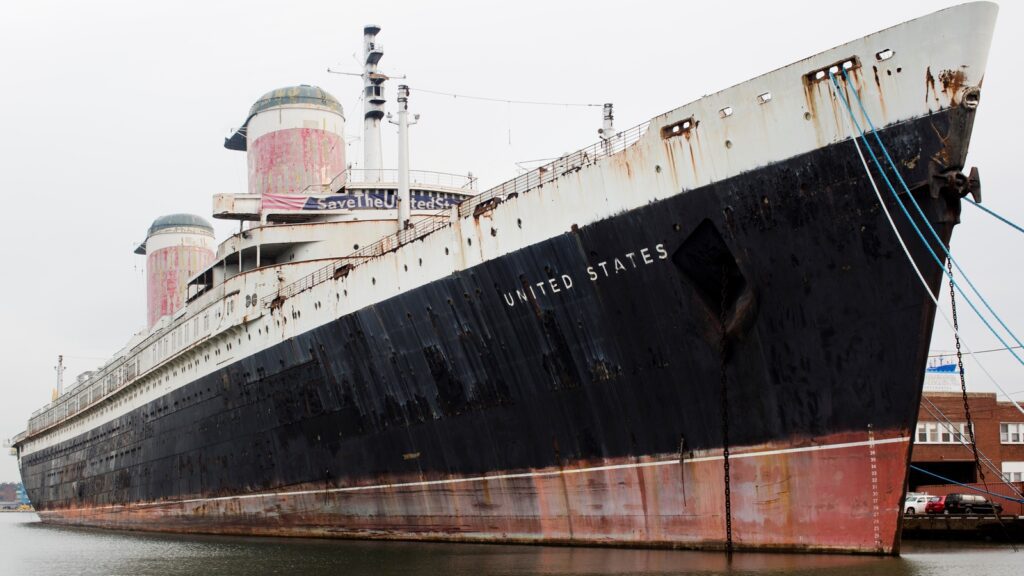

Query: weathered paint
left=248, top=128, right=345, bottom=196
left=244, top=93, right=347, bottom=196
left=35, top=430, right=910, bottom=553
left=145, top=227, right=215, bottom=329
left=18, top=106, right=964, bottom=552
left=14, top=3, right=997, bottom=555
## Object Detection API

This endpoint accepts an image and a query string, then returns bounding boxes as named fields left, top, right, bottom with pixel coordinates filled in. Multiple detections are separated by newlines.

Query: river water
left=0, top=513, right=1018, bottom=576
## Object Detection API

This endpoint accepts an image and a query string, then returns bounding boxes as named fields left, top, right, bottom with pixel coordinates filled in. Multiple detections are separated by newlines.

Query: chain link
left=947, top=258, right=1018, bottom=551
left=948, top=259, right=984, bottom=483
left=720, top=266, right=733, bottom=553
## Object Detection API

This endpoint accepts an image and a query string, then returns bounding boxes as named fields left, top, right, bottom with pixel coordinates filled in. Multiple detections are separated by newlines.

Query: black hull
left=20, top=107, right=974, bottom=550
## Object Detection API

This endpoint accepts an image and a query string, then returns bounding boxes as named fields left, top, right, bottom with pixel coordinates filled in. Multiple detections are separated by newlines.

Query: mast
left=600, top=102, right=616, bottom=153
left=602, top=103, right=615, bottom=138
left=54, top=354, right=64, bottom=400
left=363, top=25, right=385, bottom=181
left=389, top=84, right=418, bottom=230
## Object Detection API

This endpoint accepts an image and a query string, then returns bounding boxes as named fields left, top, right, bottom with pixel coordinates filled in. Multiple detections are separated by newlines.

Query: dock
left=902, top=514, right=1024, bottom=541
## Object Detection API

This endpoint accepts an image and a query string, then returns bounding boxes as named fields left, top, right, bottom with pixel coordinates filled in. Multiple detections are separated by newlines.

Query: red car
left=925, top=495, right=946, bottom=514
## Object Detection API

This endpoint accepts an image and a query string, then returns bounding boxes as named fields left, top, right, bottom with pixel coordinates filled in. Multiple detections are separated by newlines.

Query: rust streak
left=925, top=66, right=937, bottom=105
left=937, top=69, right=966, bottom=106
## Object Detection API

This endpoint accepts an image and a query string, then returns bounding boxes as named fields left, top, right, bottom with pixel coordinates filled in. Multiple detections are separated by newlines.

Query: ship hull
left=20, top=107, right=972, bottom=553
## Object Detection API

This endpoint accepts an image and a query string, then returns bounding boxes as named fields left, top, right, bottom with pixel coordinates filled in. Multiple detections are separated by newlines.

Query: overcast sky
left=1, top=0, right=1020, bottom=481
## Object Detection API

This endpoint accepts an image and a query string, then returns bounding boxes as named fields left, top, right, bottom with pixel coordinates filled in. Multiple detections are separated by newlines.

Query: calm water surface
left=0, top=513, right=1018, bottom=576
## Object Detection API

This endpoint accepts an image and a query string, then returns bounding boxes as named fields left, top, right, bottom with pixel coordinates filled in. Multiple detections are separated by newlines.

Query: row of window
left=916, top=421, right=971, bottom=444
left=917, top=421, right=1024, bottom=444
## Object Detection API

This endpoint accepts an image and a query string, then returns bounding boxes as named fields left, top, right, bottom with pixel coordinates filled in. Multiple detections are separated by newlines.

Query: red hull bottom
left=38, top=429, right=910, bottom=554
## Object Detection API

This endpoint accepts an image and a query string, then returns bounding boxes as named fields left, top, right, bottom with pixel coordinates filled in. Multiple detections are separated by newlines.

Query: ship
left=7, top=3, right=998, bottom=554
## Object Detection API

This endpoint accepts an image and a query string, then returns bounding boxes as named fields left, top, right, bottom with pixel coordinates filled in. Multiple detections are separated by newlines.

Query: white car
left=903, top=494, right=932, bottom=515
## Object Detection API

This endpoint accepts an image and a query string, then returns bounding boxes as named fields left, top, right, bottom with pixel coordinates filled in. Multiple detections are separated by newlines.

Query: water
left=0, top=513, right=1018, bottom=576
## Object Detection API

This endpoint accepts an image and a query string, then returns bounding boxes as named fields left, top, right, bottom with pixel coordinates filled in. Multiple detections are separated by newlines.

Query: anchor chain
left=947, top=259, right=1014, bottom=549
left=948, top=259, right=983, bottom=481
left=719, top=266, right=733, bottom=553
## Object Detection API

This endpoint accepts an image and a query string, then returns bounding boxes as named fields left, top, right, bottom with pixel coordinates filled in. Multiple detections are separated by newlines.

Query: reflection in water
left=2, top=513, right=1016, bottom=576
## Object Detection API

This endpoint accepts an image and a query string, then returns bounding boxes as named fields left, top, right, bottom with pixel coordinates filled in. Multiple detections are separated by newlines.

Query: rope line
left=828, top=70, right=1024, bottom=418
left=965, top=198, right=1024, bottom=236
left=909, top=465, right=1024, bottom=504
left=410, top=86, right=602, bottom=108
left=827, top=70, right=1024, bottom=412
left=919, top=397, right=1024, bottom=498
left=837, top=68, right=1024, bottom=366
left=929, top=345, right=1023, bottom=358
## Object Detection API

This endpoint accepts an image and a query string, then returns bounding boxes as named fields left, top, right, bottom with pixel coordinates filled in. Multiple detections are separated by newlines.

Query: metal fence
left=264, top=121, right=650, bottom=306
left=457, top=122, right=650, bottom=219
left=261, top=213, right=452, bottom=305
left=26, top=285, right=228, bottom=435
left=303, top=168, right=478, bottom=194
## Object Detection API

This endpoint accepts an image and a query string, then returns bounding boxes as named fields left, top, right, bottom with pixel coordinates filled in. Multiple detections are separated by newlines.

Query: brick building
left=0, top=482, right=16, bottom=503
left=910, top=391, right=1024, bottom=511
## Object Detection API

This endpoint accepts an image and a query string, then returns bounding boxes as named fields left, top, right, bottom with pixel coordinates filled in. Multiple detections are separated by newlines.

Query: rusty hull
left=39, top=429, right=909, bottom=554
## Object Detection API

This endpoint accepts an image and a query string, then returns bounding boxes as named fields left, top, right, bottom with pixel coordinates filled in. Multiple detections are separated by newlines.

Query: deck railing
left=302, top=168, right=479, bottom=195
left=263, top=121, right=650, bottom=306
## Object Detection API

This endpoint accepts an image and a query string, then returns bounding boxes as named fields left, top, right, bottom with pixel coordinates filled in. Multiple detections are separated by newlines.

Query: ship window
left=660, top=117, right=695, bottom=140
left=718, top=106, right=733, bottom=118
left=757, top=92, right=772, bottom=105
left=876, top=48, right=894, bottom=61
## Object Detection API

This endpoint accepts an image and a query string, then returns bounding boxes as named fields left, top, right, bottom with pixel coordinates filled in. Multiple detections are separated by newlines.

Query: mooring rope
left=828, top=69, right=1024, bottom=417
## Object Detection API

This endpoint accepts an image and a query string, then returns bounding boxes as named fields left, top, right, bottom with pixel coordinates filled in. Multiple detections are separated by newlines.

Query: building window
left=916, top=421, right=971, bottom=444
left=1003, top=461, right=1024, bottom=483
left=1001, top=423, right=1024, bottom=444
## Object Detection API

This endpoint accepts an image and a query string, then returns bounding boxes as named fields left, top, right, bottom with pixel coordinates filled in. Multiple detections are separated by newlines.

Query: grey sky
left=1, top=0, right=1020, bottom=481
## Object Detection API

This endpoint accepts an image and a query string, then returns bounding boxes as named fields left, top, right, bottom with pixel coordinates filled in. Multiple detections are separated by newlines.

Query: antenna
left=54, top=354, right=64, bottom=399
left=388, top=85, right=418, bottom=230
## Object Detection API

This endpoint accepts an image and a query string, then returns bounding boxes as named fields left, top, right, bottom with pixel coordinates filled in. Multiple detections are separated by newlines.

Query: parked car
left=925, top=495, right=946, bottom=514
left=941, top=493, right=1004, bottom=515
left=903, top=494, right=932, bottom=515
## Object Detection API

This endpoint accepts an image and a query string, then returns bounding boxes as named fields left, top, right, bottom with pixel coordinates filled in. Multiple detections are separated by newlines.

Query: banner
left=262, top=190, right=464, bottom=212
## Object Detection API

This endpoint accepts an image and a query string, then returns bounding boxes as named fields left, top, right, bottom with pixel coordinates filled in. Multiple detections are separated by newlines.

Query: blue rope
left=837, top=67, right=1024, bottom=360
left=829, top=70, right=1024, bottom=371
left=966, top=198, right=1024, bottom=236
left=909, top=465, right=1024, bottom=504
